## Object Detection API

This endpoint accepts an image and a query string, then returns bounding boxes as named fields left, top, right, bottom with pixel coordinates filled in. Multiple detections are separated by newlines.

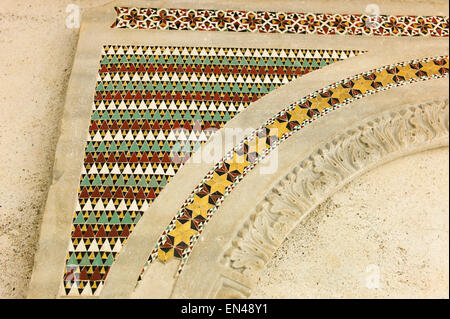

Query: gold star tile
left=168, top=220, right=198, bottom=246
left=205, top=172, right=233, bottom=194
left=225, top=152, right=250, bottom=173
left=185, top=193, right=214, bottom=218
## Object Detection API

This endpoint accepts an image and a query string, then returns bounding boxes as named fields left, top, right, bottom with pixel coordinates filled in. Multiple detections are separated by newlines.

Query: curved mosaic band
left=112, top=7, right=449, bottom=37
left=138, top=56, right=449, bottom=285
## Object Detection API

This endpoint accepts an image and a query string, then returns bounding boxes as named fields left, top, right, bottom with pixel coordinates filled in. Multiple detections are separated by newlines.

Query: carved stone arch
left=217, top=98, right=449, bottom=298
left=166, top=95, right=448, bottom=299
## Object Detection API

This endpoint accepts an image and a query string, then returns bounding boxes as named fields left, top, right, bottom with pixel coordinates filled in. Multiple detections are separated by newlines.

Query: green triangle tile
left=109, top=56, right=119, bottom=64
left=162, top=112, right=172, bottom=120
left=126, top=175, right=137, bottom=187
left=241, top=85, right=250, bottom=94
left=115, top=82, right=125, bottom=91
left=119, top=141, right=128, bottom=152
left=203, top=56, right=211, bottom=65
left=135, top=82, right=145, bottom=91
left=92, top=175, right=102, bottom=186
left=134, top=212, right=142, bottom=224
left=194, top=82, right=203, bottom=91
left=104, top=175, right=114, bottom=187
left=157, top=56, right=166, bottom=64
left=149, top=176, right=159, bottom=188
left=97, top=142, right=107, bottom=152
left=213, top=112, right=222, bottom=121
left=165, top=82, right=174, bottom=91
left=311, top=59, right=319, bottom=68
left=193, top=141, right=201, bottom=152
left=96, top=82, right=105, bottom=92
left=132, top=110, right=142, bottom=119
left=213, top=83, right=222, bottom=92
left=86, top=212, right=98, bottom=224
left=81, top=175, right=91, bottom=187
left=112, top=110, right=121, bottom=120
left=91, top=111, right=101, bottom=120
left=100, top=56, right=109, bottom=65
left=174, top=82, right=184, bottom=92
left=100, top=111, right=110, bottom=120
left=173, top=111, right=183, bottom=120
left=194, top=56, right=202, bottom=65
left=230, top=57, right=239, bottom=65
left=74, top=212, right=85, bottom=224
left=145, top=82, right=154, bottom=90
left=121, top=212, right=133, bottom=224
left=120, top=55, right=128, bottom=63
left=251, top=84, right=260, bottom=94
left=212, top=56, right=221, bottom=65
left=139, top=56, right=147, bottom=64
left=203, top=112, right=213, bottom=121
left=151, top=142, right=160, bottom=151
left=86, top=142, right=96, bottom=153
left=110, top=212, right=121, bottom=224
left=67, top=253, right=79, bottom=266
left=152, top=110, right=162, bottom=120
left=159, top=176, right=168, bottom=188
left=104, top=253, right=115, bottom=266
left=184, top=82, right=194, bottom=92
left=92, top=253, right=103, bottom=266
left=260, top=85, right=269, bottom=94
left=232, top=84, right=240, bottom=93
left=130, top=141, right=140, bottom=152
left=125, top=82, right=134, bottom=90
left=140, top=141, right=151, bottom=152
left=223, top=84, right=231, bottom=93
left=137, top=177, right=147, bottom=187
left=176, top=56, right=184, bottom=64
left=143, top=110, right=152, bottom=119
left=79, top=254, right=91, bottom=266
left=172, top=142, right=182, bottom=153
left=98, top=212, right=109, bottom=224
left=193, top=111, right=203, bottom=121
left=115, top=175, right=126, bottom=186
left=121, top=110, right=132, bottom=120
left=161, top=141, right=171, bottom=152
left=108, top=142, right=118, bottom=152
left=222, top=113, right=232, bottom=121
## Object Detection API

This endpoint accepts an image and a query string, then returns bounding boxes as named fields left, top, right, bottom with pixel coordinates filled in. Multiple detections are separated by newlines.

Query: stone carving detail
left=220, top=99, right=449, bottom=294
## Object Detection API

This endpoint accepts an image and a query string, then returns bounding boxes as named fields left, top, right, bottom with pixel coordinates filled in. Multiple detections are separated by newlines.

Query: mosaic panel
left=62, top=45, right=360, bottom=296
left=138, top=56, right=449, bottom=285
left=112, top=7, right=449, bottom=37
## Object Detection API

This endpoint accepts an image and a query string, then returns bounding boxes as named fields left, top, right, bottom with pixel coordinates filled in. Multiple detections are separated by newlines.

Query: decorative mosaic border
left=137, top=56, right=449, bottom=285
left=112, top=7, right=449, bottom=37
left=62, top=45, right=359, bottom=296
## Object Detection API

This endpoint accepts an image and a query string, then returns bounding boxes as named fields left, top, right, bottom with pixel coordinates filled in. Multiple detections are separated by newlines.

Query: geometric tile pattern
left=138, top=56, right=449, bottom=285
left=62, top=45, right=360, bottom=296
left=112, top=7, right=449, bottom=37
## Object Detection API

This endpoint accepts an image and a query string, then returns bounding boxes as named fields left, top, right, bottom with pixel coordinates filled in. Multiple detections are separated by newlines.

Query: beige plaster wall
left=0, top=0, right=110, bottom=299
left=252, top=147, right=449, bottom=299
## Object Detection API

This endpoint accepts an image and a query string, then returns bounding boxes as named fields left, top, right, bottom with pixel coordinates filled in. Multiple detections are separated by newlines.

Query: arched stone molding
left=218, top=99, right=449, bottom=297
left=164, top=95, right=448, bottom=299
